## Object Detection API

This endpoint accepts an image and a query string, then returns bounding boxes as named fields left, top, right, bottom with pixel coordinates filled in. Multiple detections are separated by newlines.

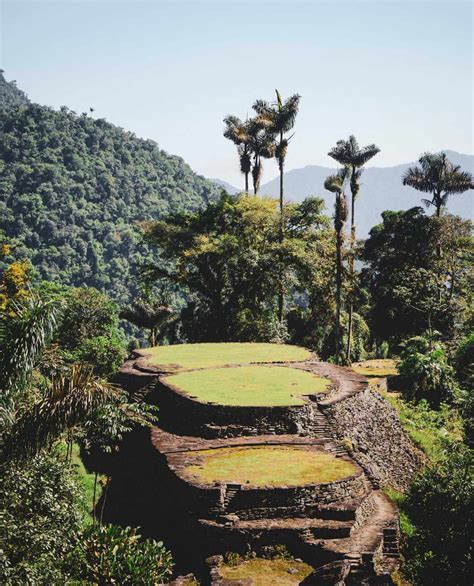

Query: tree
left=120, top=297, right=173, bottom=347
left=328, top=135, right=380, bottom=363
left=253, top=90, right=301, bottom=216
left=223, top=115, right=252, bottom=193
left=324, top=168, right=349, bottom=364
left=253, top=90, right=301, bottom=322
left=403, top=152, right=473, bottom=218
left=1, top=363, right=121, bottom=463
left=361, top=208, right=473, bottom=346
left=247, top=118, right=275, bottom=195
left=144, top=193, right=333, bottom=344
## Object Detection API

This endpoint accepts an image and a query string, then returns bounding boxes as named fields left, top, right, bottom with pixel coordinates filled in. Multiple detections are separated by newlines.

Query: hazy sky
left=1, top=0, right=472, bottom=187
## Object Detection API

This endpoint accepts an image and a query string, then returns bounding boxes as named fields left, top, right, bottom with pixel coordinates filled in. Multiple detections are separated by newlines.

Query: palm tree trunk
left=245, top=172, right=249, bottom=193
left=100, top=476, right=110, bottom=526
left=92, top=471, right=98, bottom=527
left=346, top=187, right=356, bottom=364
left=278, top=142, right=285, bottom=323
left=335, top=224, right=342, bottom=365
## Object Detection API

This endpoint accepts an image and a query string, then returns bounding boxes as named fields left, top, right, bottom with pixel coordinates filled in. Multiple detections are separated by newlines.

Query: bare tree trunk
left=92, top=471, right=98, bottom=527
left=346, top=187, right=356, bottom=364
left=278, top=142, right=285, bottom=323
left=245, top=172, right=249, bottom=193
left=100, top=476, right=110, bottom=526
left=335, top=224, right=342, bottom=365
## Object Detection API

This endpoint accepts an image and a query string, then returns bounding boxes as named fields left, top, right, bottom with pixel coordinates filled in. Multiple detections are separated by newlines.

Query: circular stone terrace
left=180, top=445, right=357, bottom=487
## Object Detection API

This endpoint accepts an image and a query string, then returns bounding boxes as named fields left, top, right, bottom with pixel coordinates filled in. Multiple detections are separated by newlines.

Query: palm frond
left=1, top=363, right=121, bottom=463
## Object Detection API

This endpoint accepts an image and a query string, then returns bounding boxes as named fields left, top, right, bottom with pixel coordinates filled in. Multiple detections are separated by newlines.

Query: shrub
left=455, top=332, right=474, bottom=389
left=403, top=446, right=473, bottom=585
left=0, top=454, right=82, bottom=584
left=398, top=333, right=458, bottom=406
left=76, top=524, right=173, bottom=584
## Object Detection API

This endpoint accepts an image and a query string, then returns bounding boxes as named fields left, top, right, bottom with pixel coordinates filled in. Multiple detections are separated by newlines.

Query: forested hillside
left=0, top=77, right=221, bottom=302
left=0, top=70, right=29, bottom=109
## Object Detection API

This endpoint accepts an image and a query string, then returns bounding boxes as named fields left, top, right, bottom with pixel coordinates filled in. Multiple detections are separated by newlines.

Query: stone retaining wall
left=321, top=387, right=423, bottom=491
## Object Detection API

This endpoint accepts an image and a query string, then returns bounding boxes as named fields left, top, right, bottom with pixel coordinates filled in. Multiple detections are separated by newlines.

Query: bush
left=455, top=332, right=474, bottom=389
left=403, top=446, right=473, bottom=585
left=75, top=524, right=173, bottom=584
left=398, top=333, right=459, bottom=406
left=72, top=334, right=126, bottom=378
left=0, top=454, right=82, bottom=584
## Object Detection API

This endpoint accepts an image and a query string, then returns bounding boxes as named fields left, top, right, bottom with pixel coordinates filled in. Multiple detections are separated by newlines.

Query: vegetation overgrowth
left=165, top=365, right=329, bottom=406
left=185, top=445, right=357, bottom=486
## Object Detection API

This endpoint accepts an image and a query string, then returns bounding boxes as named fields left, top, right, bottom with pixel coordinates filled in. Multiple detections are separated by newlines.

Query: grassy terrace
left=352, top=358, right=399, bottom=377
left=220, top=558, right=313, bottom=585
left=184, top=445, right=357, bottom=486
left=163, top=365, right=330, bottom=406
left=142, top=342, right=311, bottom=371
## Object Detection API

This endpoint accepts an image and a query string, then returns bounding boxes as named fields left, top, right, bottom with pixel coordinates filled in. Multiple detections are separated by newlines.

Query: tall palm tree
left=253, top=90, right=301, bottom=216
left=324, top=168, right=349, bottom=364
left=328, top=135, right=380, bottom=363
left=120, top=298, right=173, bottom=347
left=223, top=115, right=252, bottom=193
left=253, top=90, right=300, bottom=322
left=403, top=152, right=473, bottom=218
left=247, top=118, right=275, bottom=195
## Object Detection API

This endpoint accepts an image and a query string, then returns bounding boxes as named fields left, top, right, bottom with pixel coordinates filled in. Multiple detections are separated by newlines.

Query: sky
left=1, top=0, right=472, bottom=188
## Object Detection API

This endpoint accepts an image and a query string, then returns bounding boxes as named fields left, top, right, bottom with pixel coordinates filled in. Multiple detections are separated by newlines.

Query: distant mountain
left=258, top=151, right=473, bottom=235
left=213, top=152, right=473, bottom=235
left=210, top=178, right=239, bottom=195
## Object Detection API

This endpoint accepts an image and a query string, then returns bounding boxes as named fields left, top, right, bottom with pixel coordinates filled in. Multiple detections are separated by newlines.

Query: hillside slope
left=0, top=77, right=221, bottom=303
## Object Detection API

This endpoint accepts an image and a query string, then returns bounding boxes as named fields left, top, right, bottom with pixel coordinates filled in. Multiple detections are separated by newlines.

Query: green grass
left=142, top=342, right=311, bottom=371
left=220, top=558, right=313, bottom=585
left=380, top=390, right=463, bottom=461
left=184, top=445, right=357, bottom=486
left=352, top=359, right=399, bottom=377
left=164, top=365, right=329, bottom=406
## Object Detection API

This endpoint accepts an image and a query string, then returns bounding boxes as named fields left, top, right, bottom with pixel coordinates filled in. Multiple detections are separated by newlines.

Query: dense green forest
left=0, top=72, right=221, bottom=304
left=1, top=75, right=473, bottom=585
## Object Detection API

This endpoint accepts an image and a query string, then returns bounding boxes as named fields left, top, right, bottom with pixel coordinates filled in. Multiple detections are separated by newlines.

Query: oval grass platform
left=163, top=365, right=330, bottom=407
left=141, top=342, right=312, bottom=371
left=352, top=359, right=399, bottom=377
left=184, top=445, right=358, bottom=487
left=219, top=557, right=313, bottom=585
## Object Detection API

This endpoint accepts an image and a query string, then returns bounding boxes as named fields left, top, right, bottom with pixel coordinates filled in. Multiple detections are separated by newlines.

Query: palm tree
left=1, top=363, right=121, bottom=463
left=247, top=118, right=275, bottom=195
left=253, top=90, right=300, bottom=322
left=120, top=298, right=173, bottom=347
left=223, top=115, right=252, bottom=193
left=253, top=90, right=301, bottom=216
left=328, top=135, right=380, bottom=363
left=325, top=168, right=349, bottom=364
left=403, top=152, right=473, bottom=218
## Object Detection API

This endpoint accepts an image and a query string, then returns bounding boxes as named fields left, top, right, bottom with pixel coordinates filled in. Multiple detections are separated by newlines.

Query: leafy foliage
left=403, top=447, right=473, bottom=586
left=75, top=524, right=173, bottom=584
left=145, top=193, right=335, bottom=347
left=0, top=101, right=221, bottom=304
left=0, top=453, right=82, bottom=584
left=398, top=333, right=459, bottom=407
left=361, top=208, right=473, bottom=345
